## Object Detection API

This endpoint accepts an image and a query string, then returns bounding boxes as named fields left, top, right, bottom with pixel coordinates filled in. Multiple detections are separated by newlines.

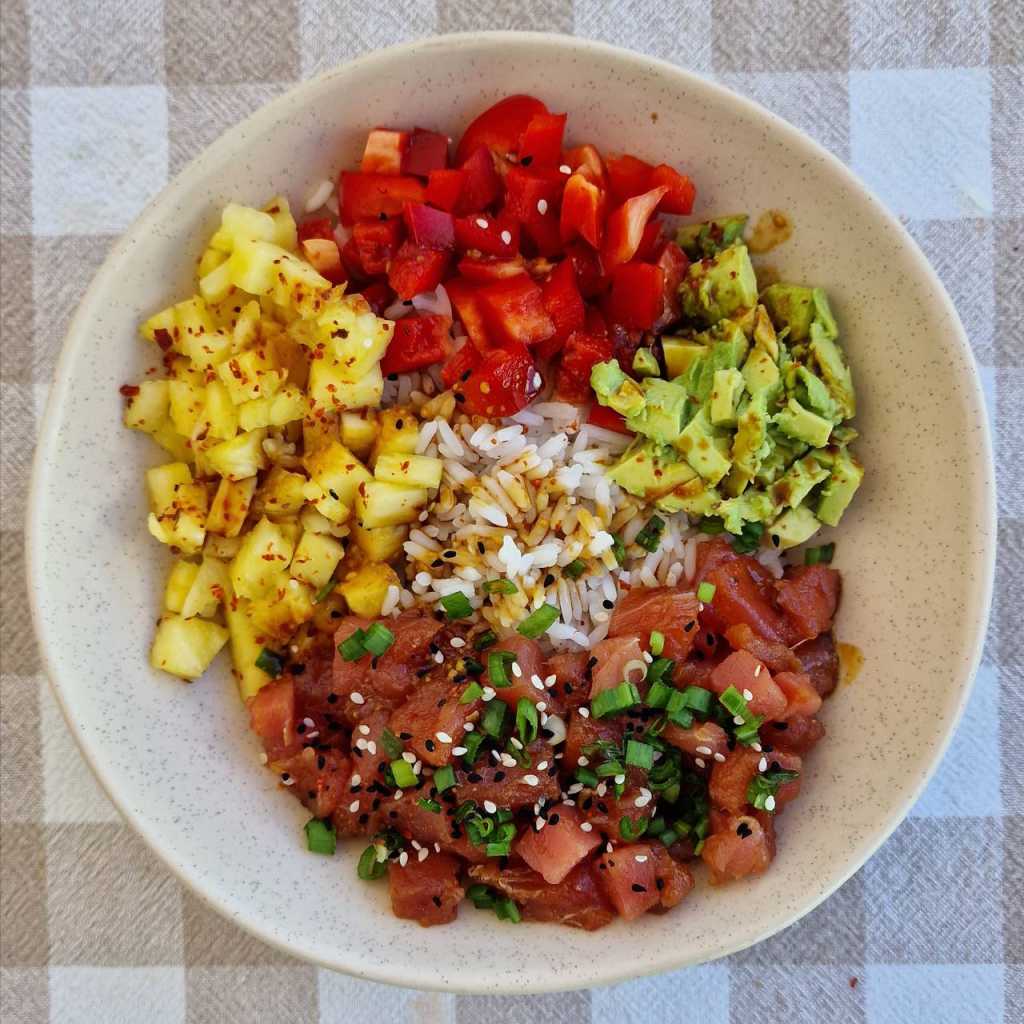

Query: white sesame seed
left=350, top=692, right=365, bottom=705
left=537, top=702, right=547, bottom=712
left=355, top=738, right=368, bottom=750
left=350, top=774, right=362, bottom=787
left=411, top=839, right=422, bottom=851
left=765, top=795, right=776, bottom=811
left=537, top=761, right=548, bottom=771
left=606, top=842, right=614, bottom=853
left=733, top=715, right=745, bottom=725
left=367, top=741, right=377, bottom=755
left=578, top=756, right=589, bottom=766
left=559, top=164, right=572, bottom=174
left=511, top=662, right=523, bottom=678
left=450, top=637, right=466, bottom=648
left=482, top=686, right=496, bottom=701
left=402, top=751, right=416, bottom=763
left=743, top=688, right=754, bottom=701
left=306, top=730, right=319, bottom=740
left=491, top=749, right=502, bottom=762
left=464, top=722, right=475, bottom=731
left=500, top=230, right=512, bottom=244
left=754, top=664, right=762, bottom=677
left=531, top=674, right=545, bottom=691
left=435, top=731, right=453, bottom=744
left=642, top=651, right=653, bottom=664
left=302, top=717, right=315, bottom=729
left=258, top=752, right=268, bottom=764
left=413, top=760, right=422, bottom=774
left=635, top=854, right=648, bottom=863
left=580, top=821, right=593, bottom=832
left=567, top=783, right=583, bottom=795
left=282, top=776, right=295, bottom=786
left=634, top=793, right=652, bottom=808
left=535, top=817, right=547, bottom=831
left=537, top=199, right=548, bottom=215
left=695, top=757, right=706, bottom=768
left=752, top=742, right=763, bottom=752
left=452, top=746, right=468, bottom=756
left=349, top=800, right=360, bottom=812
left=578, top=707, right=590, bottom=718
left=696, top=745, right=712, bottom=756
left=714, top=752, right=726, bottom=762
left=596, top=782, right=607, bottom=797
left=418, top=847, right=429, bottom=862
left=434, top=843, right=441, bottom=853
left=392, top=787, right=402, bottom=799
left=358, top=724, right=370, bottom=735
left=614, top=774, right=625, bottom=785
left=475, top=217, right=488, bottom=229
left=758, top=756, right=768, bottom=772
left=483, top=800, right=497, bottom=814
left=544, top=674, right=556, bottom=688
left=510, top=736, right=523, bottom=750
left=433, top=650, right=444, bottom=664
left=399, top=851, right=408, bottom=867
left=500, top=753, right=518, bottom=768
left=523, top=774, right=540, bottom=786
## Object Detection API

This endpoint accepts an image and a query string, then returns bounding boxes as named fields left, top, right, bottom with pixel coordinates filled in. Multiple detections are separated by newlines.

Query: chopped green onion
left=390, top=759, right=418, bottom=788
left=486, top=842, right=512, bottom=858
left=747, top=769, right=800, bottom=811
left=467, top=883, right=494, bottom=908
left=635, top=515, right=666, bottom=553
left=719, top=685, right=763, bottom=746
left=256, top=648, right=284, bottom=678
left=474, top=629, right=497, bottom=651
left=575, top=767, right=599, bottom=788
left=649, top=630, right=665, bottom=656
left=441, top=591, right=473, bottom=620
left=338, top=629, right=367, bottom=662
left=681, top=685, right=714, bottom=714
left=645, top=680, right=674, bottom=709
left=564, top=558, right=587, bottom=580
left=481, top=701, right=507, bottom=739
left=591, top=681, right=642, bottom=719
left=804, top=543, right=835, bottom=566
left=610, top=534, right=627, bottom=564
left=719, top=685, right=748, bottom=718
left=313, top=577, right=337, bottom=603
left=731, top=520, right=764, bottom=555
left=625, top=740, right=655, bottom=770
left=517, top=603, right=560, bottom=639
left=461, top=731, right=485, bottom=764
left=459, top=682, right=484, bottom=704
left=515, top=698, right=539, bottom=746
left=735, top=719, right=763, bottom=745
left=646, top=657, right=674, bottom=686
left=487, top=650, right=516, bottom=687
left=304, top=818, right=336, bottom=855
left=696, top=581, right=716, bottom=604
left=363, top=622, right=395, bottom=656
left=380, top=728, right=404, bottom=759
left=417, top=797, right=442, bottom=814
left=356, top=844, right=387, bottom=880
left=463, top=656, right=485, bottom=676
left=698, top=517, right=726, bottom=535
left=659, top=828, right=679, bottom=847
left=666, top=697, right=694, bottom=728
left=483, top=578, right=518, bottom=595
left=619, top=815, right=648, bottom=841
left=433, top=765, right=456, bottom=792
left=596, top=759, right=626, bottom=778
left=494, top=898, right=521, bottom=923
left=646, top=816, right=667, bottom=836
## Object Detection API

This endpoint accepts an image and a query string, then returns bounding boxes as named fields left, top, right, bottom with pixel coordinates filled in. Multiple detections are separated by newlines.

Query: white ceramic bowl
left=28, top=32, right=995, bottom=993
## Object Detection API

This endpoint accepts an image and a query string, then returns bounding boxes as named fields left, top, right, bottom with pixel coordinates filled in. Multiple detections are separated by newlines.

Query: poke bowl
left=27, top=32, right=995, bottom=993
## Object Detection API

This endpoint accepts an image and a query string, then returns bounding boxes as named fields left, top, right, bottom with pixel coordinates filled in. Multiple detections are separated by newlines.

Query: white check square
left=592, top=964, right=729, bottom=1024
left=48, top=966, right=185, bottom=1024
left=865, top=965, right=1004, bottom=1024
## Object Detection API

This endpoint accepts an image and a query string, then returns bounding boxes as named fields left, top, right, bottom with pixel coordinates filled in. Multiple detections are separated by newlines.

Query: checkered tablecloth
left=1, top=2, right=1020, bottom=1021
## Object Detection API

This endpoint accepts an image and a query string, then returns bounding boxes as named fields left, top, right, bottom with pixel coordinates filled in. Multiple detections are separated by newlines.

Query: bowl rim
left=26, top=30, right=997, bottom=993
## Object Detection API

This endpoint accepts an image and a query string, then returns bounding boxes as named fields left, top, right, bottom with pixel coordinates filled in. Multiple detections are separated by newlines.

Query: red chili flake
left=119, top=384, right=140, bottom=397
left=153, top=329, right=173, bottom=351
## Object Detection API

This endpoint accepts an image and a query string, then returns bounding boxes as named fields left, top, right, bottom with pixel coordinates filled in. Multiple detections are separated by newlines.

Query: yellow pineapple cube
left=289, top=531, right=344, bottom=590
left=355, top=480, right=427, bottom=528
left=308, top=359, right=383, bottom=413
left=351, top=522, right=408, bottom=562
left=230, top=516, right=295, bottom=600
left=259, top=466, right=308, bottom=519
left=168, top=380, right=206, bottom=437
left=180, top=556, right=230, bottom=619
left=123, top=380, right=170, bottom=435
left=246, top=573, right=315, bottom=643
left=302, top=438, right=371, bottom=509
left=262, top=195, right=298, bottom=252
left=206, top=476, right=257, bottom=537
left=340, top=411, right=378, bottom=459
left=150, top=614, right=229, bottom=680
left=338, top=562, right=400, bottom=617
left=225, top=599, right=270, bottom=700
left=205, top=429, right=268, bottom=481
left=165, top=560, right=200, bottom=613
left=216, top=348, right=286, bottom=404
left=374, top=453, right=443, bottom=490
left=370, top=407, right=419, bottom=467
left=203, top=380, right=238, bottom=441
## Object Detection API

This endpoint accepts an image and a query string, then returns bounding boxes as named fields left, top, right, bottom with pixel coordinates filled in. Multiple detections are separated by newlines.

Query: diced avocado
left=684, top=320, right=750, bottom=403
left=709, top=368, right=744, bottom=427
left=774, top=397, right=833, bottom=448
left=729, top=305, right=757, bottom=338
left=830, top=424, right=859, bottom=446
left=654, top=479, right=722, bottom=518
left=768, top=505, right=821, bottom=550
left=662, top=336, right=705, bottom=379
left=755, top=427, right=809, bottom=487
left=626, top=378, right=690, bottom=444
left=741, top=344, right=781, bottom=400
left=675, top=408, right=731, bottom=485
left=794, top=365, right=838, bottom=421
left=812, top=288, right=838, bottom=340
left=760, top=283, right=815, bottom=342
left=769, top=454, right=830, bottom=510
left=676, top=215, right=749, bottom=259
left=632, top=347, right=661, bottom=378
left=591, top=360, right=646, bottom=418
left=726, top=392, right=771, bottom=496
left=717, top=490, right=778, bottom=534
left=752, top=304, right=779, bottom=360
left=808, top=321, right=856, bottom=419
left=816, top=446, right=864, bottom=527
left=679, top=243, right=759, bottom=326
left=606, top=439, right=699, bottom=499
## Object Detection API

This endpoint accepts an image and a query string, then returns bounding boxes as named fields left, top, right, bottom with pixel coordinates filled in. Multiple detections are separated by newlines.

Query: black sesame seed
left=602, top=599, right=614, bottom=610
left=425, top=739, right=436, bottom=752
left=400, top=732, right=412, bottom=740
left=544, top=573, right=555, bottom=587
left=330, top=610, right=342, bottom=619
left=772, top=721, right=788, bottom=730
left=467, top=772, right=483, bottom=783
left=454, top=392, right=465, bottom=403
left=581, top=797, right=593, bottom=810
left=493, top=771, right=506, bottom=782
left=655, top=877, right=665, bottom=890
left=307, top=790, right=316, bottom=800
left=597, top=801, right=609, bottom=813
left=477, top=542, right=486, bottom=555
left=372, top=798, right=381, bottom=810
left=395, top=419, right=404, bottom=429
left=387, top=373, right=399, bottom=381
left=358, top=813, right=369, bottom=824
left=631, top=883, right=647, bottom=893
left=436, top=698, right=446, bottom=708
left=563, top=682, right=573, bottom=694
left=520, top=155, right=533, bottom=166
left=431, top=559, right=444, bottom=568
left=290, top=663, right=306, bottom=676
left=281, top=773, right=291, bottom=781
left=317, top=755, right=326, bottom=770
left=327, top=693, right=339, bottom=704
left=587, top=657, right=598, bottom=670
left=389, top=810, right=399, bottom=819
left=461, top=369, right=472, bottom=382
left=736, top=821, right=753, bottom=838
left=297, top=722, right=307, bottom=734
left=443, top=549, right=456, bottom=558
left=693, top=650, right=705, bottom=662
left=548, top=813, right=560, bottom=825
left=432, top=895, right=442, bottom=908
left=684, top=620, right=695, bottom=632
left=706, top=633, right=715, bottom=647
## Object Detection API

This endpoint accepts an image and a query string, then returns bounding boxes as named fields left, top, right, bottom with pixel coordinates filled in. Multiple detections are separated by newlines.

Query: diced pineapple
left=259, top=466, right=307, bottom=519
left=168, top=380, right=206, bottom=437
left=205, top=429, right=267, bottom=481
left=209, top=203, right=278, bottom=254
left=203, top=380, right=238, bottom=440
left=204, top=533, right=243, bottom=560
left=199, top=258, right=235, bottom=303
left=150, top=421, right=194, bottom=462
left=167, top=355, right=206, bottom=387
left=302, top=438, right=371, bottom=508
left=228, top=239, right=330, bottom=308
left=268, top=331, right=310, bottom=392
left=262, top=195, right=298, bottom=252
left=341, top=411, right=378, bottom=459
left=355, top=480, right=427, bottom=528
left=147, top=478, right=208, bottom=555
left=206, top=475, right=257, bottom=537
left=232, top=300, right=262, bottom=353
left=230, top=516, right=295, bottom=600
left=197, top=245, right=226, bottom=279
left=247, top=573, right=315, bottom=643
left=165, top=560, right=200, bottom=613
left=338, top=562, right=400, bottom=617
left=301, top=481, right=350, bottom=525
left=141, top=296, right=217, bottom=353
left=139, top=303, right=177, bottom=348
left=351, top=522, right=408, bottom=562
left=370, top=407, right=419, bottom=467
left=308, top=359, right=383, bottom=413
left=238, top=383, right=306, bottom=432
left=181, top=327, right=232, bottom=368
left=225, top=599, right=270, bottom=700
left=150, top=614, right=229, bottom=680
left=146, top=462, right=193, bottom=516
left=123, top=380, right=170, bottom=434
left=374, top=452, right=443, bottom=490
left=316, top=295, right=393, bottom=378
left=290, top=531, right=344, bottom=590
left=299, top=504, right=349, bottom=539
left=180, top=556, right=230, bottom=619
left=216, top=347, right=286, bottom=404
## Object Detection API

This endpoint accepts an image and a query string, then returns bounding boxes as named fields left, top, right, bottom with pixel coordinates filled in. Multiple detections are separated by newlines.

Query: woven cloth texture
left=1, top=2, right=1021, bottom=1021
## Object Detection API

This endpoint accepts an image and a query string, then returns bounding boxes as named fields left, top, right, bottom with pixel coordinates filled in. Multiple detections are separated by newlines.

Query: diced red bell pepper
left=352, top=217, right=404, bottom=276
left=606, top=153, right=655, bottom=203
left=441, top=341, right=482, bottom=389
left=556, top=329, right=614, bottom=404
left=461, top=342, right=541, bottom=417
left=359, top=279, right=393, bottom=315
left=300, top=237, right=346, bottom=284
left=340, top=235, right=366, bottom=279
left=339, top=172, right=425, bottom=225
left=387, top=240, right=450, bottom=300
left=477, top=275, right=555, bottom=348
left=635, top=218, right=663, bottom=262
left=402, top=128, right=449, bottom=176
left=455, top=147, right=501, bottom=214
left=445, top=277, right=491, bottom=351
left=455, top=94, right=549, bottom=165
left=650, top=163, right=697, bottom=214
left=457, top=254, right=527, bottom=283
left=604, top=262, right=665, bottom=331
left=564, top=144, right=607, bottom=187
left=425, top=169, right=465, bottom=213
left=297, top=216, right=335, bottom=244
left=565, top=240, right=608, bottom=299
left=587, top=403, right=631, bottom=434
left=380, top=313, right=453, bottom=375
left=518, top=112, right=567, bottom=169
left=361, top=129, right=409, bottom=175
left=454, top=213, right=519, bottom=256
left=504, top=165, right=564, bottom=226
left=559, top=172, right=607, bottom=249
left=402, top=202, right=455, bottom=251
left=537, top=259, right=584, bottom=358
left=652, top=240, right=689, bottom=331
left=602, top=186, right=667, bottom=271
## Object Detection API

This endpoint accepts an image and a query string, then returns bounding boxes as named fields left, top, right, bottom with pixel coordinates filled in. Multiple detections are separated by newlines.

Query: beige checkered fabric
left=2, top=2, right=1021, bottom=1021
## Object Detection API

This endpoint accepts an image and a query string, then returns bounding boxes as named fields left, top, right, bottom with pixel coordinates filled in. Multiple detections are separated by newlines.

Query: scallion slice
left=256, top=648, right=284, bottom=678
left=596, top=759, right=626, bottom=778
left=473, top=629, right=497, bottom=651
left=731, top=520, right=764, bottom=555
left=380, top=728, right=404, bottom=759
left=610, top=534, right=627, bottom=565
left=575, top=766, right=599, bottom=788
left=591, top=681, right=641, bottom=719
left=441, top=591, right=473, bottom=620
left=363, top=622, right=395, bottom=656
left=719, top=685, right=748, bottom=718
left=433, top=765, right=456, bottom=792
left=461, top=731, right=485, bottom=764
left=417, top=797, right=442, bottom=814
left=467, top=883, right=495, bottom=908
left=665, top=695, right=694, bottom=728
left=338, top=629, right=367, bottom=662
left=459, top=681, right=484, bottom=704
left=390, top=759, right=418, bottom=788
left=486, top=840, right=513, bottom=858
left=487, top=650, right=516, bottom=687
left=619, top=815, right=648, bottom=841
left=313, top=577, right=337, bottom=603
left=304, top=818, right=336, bottom=855
left=494, top=898, right=521, bottom=923
left=564, top=558, right=587, bottom=580
left=681, top=685, right=714, bottom=714
left=483, top=578, right=518, bottom=595
left=649, top=630, right=665, bottom=656
left=635, top=515, right=666, bottom=553
left=646, top=657, right=674, bottom=686
left=645, top=680, right=674, bottom=709
left=481, top=700, right=507, bottom=739
left=356, top=844, right=387, bottom=880
left=696, top=581, right=716, bottom=604
left=804, top=542, right=835, bottom=566
left=698, top=517, right=726, bottom=535
left=515, top=698, right=539, bottom=746
left=747, top=768, right=800, bottom=811
left=517, top=603, right=560, bottom=639
left=625, top=739, right=655, bottom=770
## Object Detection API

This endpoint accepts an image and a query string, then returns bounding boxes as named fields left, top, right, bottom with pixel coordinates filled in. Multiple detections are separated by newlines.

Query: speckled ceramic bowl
left=28, top=32, right=995, bottom=993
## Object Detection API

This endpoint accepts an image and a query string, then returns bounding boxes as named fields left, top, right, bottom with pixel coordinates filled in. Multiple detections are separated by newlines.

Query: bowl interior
left=28, top=33, right=994, bottom=993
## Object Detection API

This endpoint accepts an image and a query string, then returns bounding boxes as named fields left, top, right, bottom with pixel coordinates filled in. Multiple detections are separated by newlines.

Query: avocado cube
left=812, top=288, right=838, bottom=340
left=626, top=378, right=690, bottom=444
left=709, top=368, right=744, bottom=427
left=752, top=304, right=780, bottom=360
left=774, top=397, right=833, bottom=449
left=607, top=439, right=698, bottom=499
left=632, top=347, right=661, bottom=378
left=679, top=243, right=759, bottom=326
left=816, top=446, right=864, bottom=527
left=675, top=408, right=731, bottom=485
left=676, top=215, right=749, bottom=259
left=768, top=505, right=822, bottom=550
left=727, top=391, right=771, bottom=493
left=655, top=479, right=722, bottom=518
left=809, top=321, right=856, bottom=419
left=741, top=345, right=781, bottom=400
left=761, top=283, right=816, bottom=342
left=591, top=360, right=646, bottom=418
left=794, top=365, right=838, bottom=421
left=685, top=320, right=750, bottom=404
left=717, top=490, right=778, bottom=535
left=662, top=336, right=706, bottom=379
left=769, top=454, right=830, bottom=511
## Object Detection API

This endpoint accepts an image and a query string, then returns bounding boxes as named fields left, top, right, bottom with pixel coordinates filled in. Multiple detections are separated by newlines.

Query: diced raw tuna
left=379, top=793, right=488, bottom=863
left=648, top=844, right=695, bottom=910
left=388, top=852, right=464, bottom=926
left=608, top=587, right=700, bottom=663
left=761, top=715, right=826, bottom=755
left=701, top=813, right=775, bottom=884
left=661, top=720, right=729, bottom=761
left=596, top=843, right=661, bottom=919
left=545, top=651, right=590, bottom=713
left=454, top=742, right=560, bottom=809
left=709, top=650, right=787, bottom=720
left=516, top=803, right=601, bottom=883
left=794, top=631, right=840, bottom=697
left=582, top=783, right=652, bottom=841
left=774, top=565, right=841, bottom=641
left=274, top=746, right=351, bottom=819
left=589, top=636, right=644, bottom=698
left=249, top=678, right=302, bottom=761
left=485, top=634, right=548, bottom=707
left=564, top=712, right=624, bottom=771
left=388, top=674, right=481, bottom=767
left=709, top=747, right=762, bottom=814
left=724, top=622, right=802, bottom=675
left=773, top=671, right=823, bottom=720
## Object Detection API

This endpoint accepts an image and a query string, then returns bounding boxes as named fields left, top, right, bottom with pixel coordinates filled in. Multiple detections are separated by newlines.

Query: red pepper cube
left=605, top=262, right=666, bottom=331
left=425, top=169, right=465, bottom=212
left=650, top=163, right=697, bottom=215
left=300, top=238, right=346, bottom=285
left=461, top=343, right=542, bottom=417
left=518, top=112, right=567, bottom=169
left=559, top=172, right=607, bottom=249
left=602, top=186, right=668, bottom=271
left=297, top=217, right=335, bottom=244
left=537, top=259, right=585, bottom=358
left=605, top=153, right=655, bottom=204
left=403, top=128, right=449, bottom=176
left=565, top=240, right=609, bottom=299
left=445, top=277, right=491, bottom=351
left=503, top=165, right=564, bottom=227
left=457, top=255, right=528, bottom=283
left=556, top=329, right=614, bottom=404
left=380, top=313, right=453, bottom=376
left=454, top=147, right=501, bottom=214
left=387, top=240, right=450, bottom=300
left=634, top=219, right=664, bottom=262
left=340, top=235, right=365, bottom=280
left=441, top=340, right=482, bottom=389
left=339, top=172, right=425, bottom=225
left=455, top=94, right=549, bottom=165
left=402, top=202, right=455, bottom=251
left=352, top=217, right=404, bottom=276
left=652, top=240, right=690, bottom=331
left=564, top=143, right=607, bottom=188
left=361, top=129, right=409, bottom=175
left=477, top=275, right=555, bottom=348
left=587, top=403, right=632, bottom=434
left=454, top=213, right=520, bottom=256
left=359, top=279, right=394, bottom=315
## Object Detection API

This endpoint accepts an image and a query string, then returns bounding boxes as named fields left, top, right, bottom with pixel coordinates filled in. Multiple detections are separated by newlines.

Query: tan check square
left=994, top=218, right=1024, bottom=365
left=989, top=0, right=1024, bottom=66
left=185, top=966, right=318, bottom=1024
left=992, top=68, right=1024, bottom=217
left=0, top=968, right=49, bottom=1024
left=0, top=674, right=43, bottom=823
left=0, top=92, right=31, bottom=237
left=0, top=825, right=49, bottom=966
left=0, top=532, right=39, bottom=677
left=850, top=0, right=990, bottom=68
left=437, top=0, right=574, bottom=34
left=0, top=0, right=29, bottom=88
left=183, top=891, right=293, bottom=967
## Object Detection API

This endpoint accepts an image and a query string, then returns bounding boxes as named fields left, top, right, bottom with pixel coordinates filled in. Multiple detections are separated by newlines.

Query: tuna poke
left=123, top=94, right=862, bottom=929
